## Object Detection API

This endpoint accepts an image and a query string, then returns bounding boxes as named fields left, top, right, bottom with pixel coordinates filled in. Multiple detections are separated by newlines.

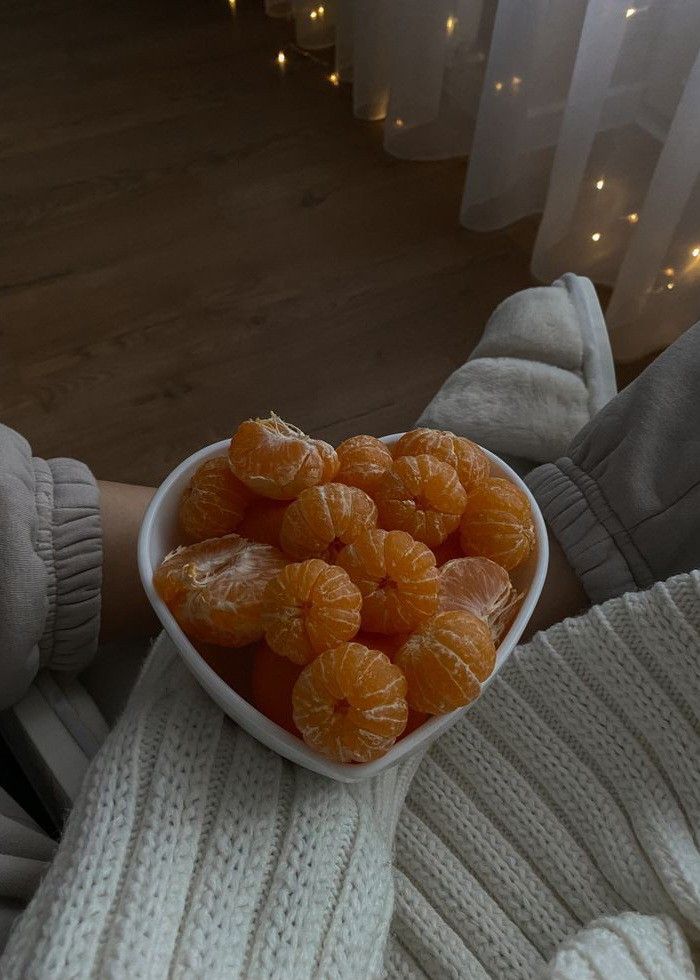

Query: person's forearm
left=98, top=481, right=159, bottom=643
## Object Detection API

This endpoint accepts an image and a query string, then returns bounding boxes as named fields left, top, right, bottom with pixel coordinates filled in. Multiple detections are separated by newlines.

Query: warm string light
left=625, top=6, right=637, bottom=17
left=446, top=15, right=456, bottom=36
left=494, top=81, right=503, bottom=91
left=664, top=267, right=675, bottom=276
left=394, top=118, right=405, bottom=128
left=595, top=178, right=605, bottom=190
left=309, top=4, right=324, bottom=18
left=692, top=247, right=700, bottom=258
left=310, top=9, right=318, bottom=18
left=277, top=50, right=286, bottom=66
left=667, top=282, right=675, bottom=290
left=591, top=232, right=601, bottom=242
left=328, top=71, right=340, bottom=86
left=512, top=76, right=522, bottom=88
left=627, top=212, right=639, bottom=223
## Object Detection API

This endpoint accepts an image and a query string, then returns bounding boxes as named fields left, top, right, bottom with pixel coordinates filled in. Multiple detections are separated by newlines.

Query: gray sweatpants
left=527, top=323, right=700, bottom=605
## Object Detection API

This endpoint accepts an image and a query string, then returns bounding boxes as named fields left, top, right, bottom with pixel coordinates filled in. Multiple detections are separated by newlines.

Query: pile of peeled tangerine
left=154, top=415, right=535, bottom=764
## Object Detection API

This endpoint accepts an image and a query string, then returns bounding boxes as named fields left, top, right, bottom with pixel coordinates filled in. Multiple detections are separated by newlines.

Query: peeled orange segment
left=251, top=641, right=302, bottom=735
left=280, top=483, right=378, bottom=561
left=179, top=456, right=252, bottom=542
left=395, top=610, right=496, bottom=715
left=237, top=499, right=289, bottom=548
left=439, top=557, right=521, bottom=643
left=374, top=454, right=468, bottom=547
left=228, top=414, right=339, bottom=500
left=262, top=559, right=362, bottom=665
left=459, top=477, right=535, bottom=571
left=393, top=428, right=489, bottom=493
left=337, top=528, right=438, bottom=634
left=292, top=642, right=408, bottom=763
left=153, top=535, right=287, bottom=648
left=335, top=435, right=393, bottom=494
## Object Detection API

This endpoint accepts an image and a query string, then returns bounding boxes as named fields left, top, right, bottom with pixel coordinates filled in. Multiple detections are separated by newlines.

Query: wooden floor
left=0, top=0, right=540, bottom=486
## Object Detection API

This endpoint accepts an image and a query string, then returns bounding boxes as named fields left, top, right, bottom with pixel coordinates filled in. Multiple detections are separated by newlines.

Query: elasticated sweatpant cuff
left=0, top=424, right=102, bottom=710
left=34, top=457, right=102, bottom=673
left=526, top=459, right=650, bottom=606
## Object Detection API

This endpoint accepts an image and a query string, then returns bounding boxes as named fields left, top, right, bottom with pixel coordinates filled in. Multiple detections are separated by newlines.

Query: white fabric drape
left=268, top=0, right=700, bottom=361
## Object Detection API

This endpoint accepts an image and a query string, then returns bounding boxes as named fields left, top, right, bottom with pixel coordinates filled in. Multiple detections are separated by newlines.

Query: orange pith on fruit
left=439, top=557, right=521, bottom=643
left=154, top=534, right=287, bottom=647
left=262, top=559, right=362, bottom=665
left=228, top=414, right=339, bottom=500
left=237, top=499, right=289, bottom=548
left=280, top=483, right=378, bottom=561
left=374, top=454, right=468, bottom=547
left=393, top=428, right=490, bottom=493
left=251, top=641, right=302, bottom=735
left=335, top=435, right=393, bottom=493
left=395, top=610, right=496, bottom=714
left=179, top=456, right=252, bottom=542
left=292, top=642, right=408, bottom=763
left=337, top=528, right=438, bottom=634
left=459, top=477, right=535, bottom=571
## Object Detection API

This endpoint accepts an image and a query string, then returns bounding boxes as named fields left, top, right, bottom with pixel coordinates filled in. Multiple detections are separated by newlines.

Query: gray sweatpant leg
left=527, top=323, right=700, bottom=606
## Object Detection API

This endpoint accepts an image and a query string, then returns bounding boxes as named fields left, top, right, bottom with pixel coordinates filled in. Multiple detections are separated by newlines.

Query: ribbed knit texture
left=388, top=572, right=700, bottom=979
left=2, top=573, right=699, bottom=979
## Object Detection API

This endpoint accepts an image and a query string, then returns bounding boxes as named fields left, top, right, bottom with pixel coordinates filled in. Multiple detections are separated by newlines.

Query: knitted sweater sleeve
left=3, top=573, right=699, bottom=979
left=0, top=424, right=102, bottom=709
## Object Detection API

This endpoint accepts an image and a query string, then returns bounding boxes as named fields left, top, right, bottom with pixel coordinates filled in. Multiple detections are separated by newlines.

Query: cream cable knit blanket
left=2, top=572, right=699, bottom=979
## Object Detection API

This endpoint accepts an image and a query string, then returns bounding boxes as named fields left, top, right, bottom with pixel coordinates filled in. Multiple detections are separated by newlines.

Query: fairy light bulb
left=310, top=9, right=318, bottom=18
left=277, top=51, right=286, bottom=66
left=627, top=212, right=639, bottom=223
left=591, top=232, right=601, bottom=242
left=626, top=7, right=637, bottom=17
left=494, top=81, right=503, bottom=91
left=666, top=282, right=675, bottom=290
left=446, top=15, right=456, bottom=35
left=664, top=267, right=675, bottom=276
left=329, top=72, right=340, bottom=86
left=691, top=247, right=700, bottom=258
left=595, top=178, right=605, bottom=190
left=395, top=118, right=405, bottom=128
left=318, top=4, right=324, bottom=12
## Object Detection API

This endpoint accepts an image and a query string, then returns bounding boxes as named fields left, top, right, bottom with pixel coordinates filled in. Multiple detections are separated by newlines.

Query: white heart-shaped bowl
left=138, top=434, right=548, bottom=782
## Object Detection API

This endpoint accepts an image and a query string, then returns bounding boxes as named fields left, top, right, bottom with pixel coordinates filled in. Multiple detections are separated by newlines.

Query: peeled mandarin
left=179, top=456, right=252, bottom=542
left=337, top=528, right=438, bottom=634
left=439, top=557, right=521, bottom=643
left=395, top=610, right=496, bottom=714
left=154, top=534, right=286, bottom=647
left=393, top=428, right=489, bottom=493
left=292, top=642, right=408, bottom=763
left=459, top=477, right=535, bottom=571
left=262, top=559, right=362, bottom=665
left=280, top=483, right=378, bottom=561
left=374, top=454, right=468, bottom=547
left=228, top=414, right=339, bottom=500
left=335, top=435, right=393, bottom=494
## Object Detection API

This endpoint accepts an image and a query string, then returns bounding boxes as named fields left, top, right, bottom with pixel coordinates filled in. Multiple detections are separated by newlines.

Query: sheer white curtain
left=268, top=0, right=700, bottom=361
